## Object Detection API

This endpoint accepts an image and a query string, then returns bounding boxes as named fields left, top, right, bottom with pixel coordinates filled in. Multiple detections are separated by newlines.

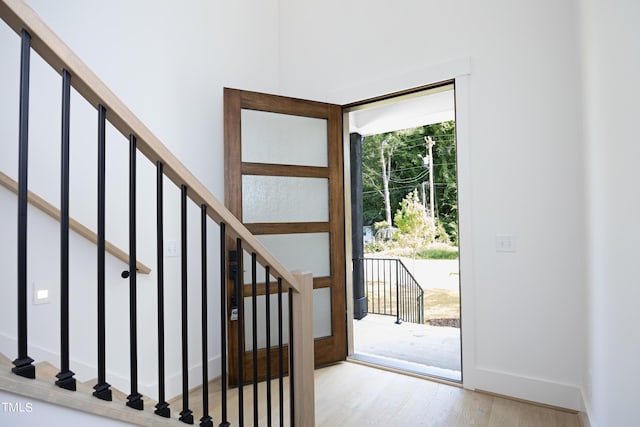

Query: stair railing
left=0, top=0, right=314, bottom=425
left=360, top=257, right=425, bottom=324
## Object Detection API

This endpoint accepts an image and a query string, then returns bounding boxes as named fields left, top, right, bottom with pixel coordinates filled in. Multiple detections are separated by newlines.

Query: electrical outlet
left=496, top=235, right=517, bottom=253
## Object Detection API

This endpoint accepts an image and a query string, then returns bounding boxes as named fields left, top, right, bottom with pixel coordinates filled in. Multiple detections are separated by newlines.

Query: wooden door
left=224, top=88, right=347, bottom=384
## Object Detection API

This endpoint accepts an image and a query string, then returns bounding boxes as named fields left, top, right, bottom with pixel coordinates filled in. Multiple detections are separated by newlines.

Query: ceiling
left=348, top=87, right=455, bottom=136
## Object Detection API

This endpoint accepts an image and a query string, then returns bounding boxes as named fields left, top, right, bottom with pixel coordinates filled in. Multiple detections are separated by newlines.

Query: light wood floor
left=183, top=361, right=581, bottom=427
left=1, top=351, right=581, bottom=426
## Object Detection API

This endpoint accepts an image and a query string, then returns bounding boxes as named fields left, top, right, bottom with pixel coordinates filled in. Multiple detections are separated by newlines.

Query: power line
left=362, top=183, right=456, bottom=196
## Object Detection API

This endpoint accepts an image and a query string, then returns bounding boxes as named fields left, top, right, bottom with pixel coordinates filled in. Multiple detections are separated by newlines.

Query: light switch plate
left=496, top=235, right=517, bottom=253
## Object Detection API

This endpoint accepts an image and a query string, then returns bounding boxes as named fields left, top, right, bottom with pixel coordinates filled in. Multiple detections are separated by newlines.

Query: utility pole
left=424, top=136, right=436, bottom=218
left=421, top=181, right=427, bottom=210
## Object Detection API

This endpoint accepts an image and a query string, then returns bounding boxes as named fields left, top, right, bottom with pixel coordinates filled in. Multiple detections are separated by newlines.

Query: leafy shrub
left=394, top=190, right=435, bottom=258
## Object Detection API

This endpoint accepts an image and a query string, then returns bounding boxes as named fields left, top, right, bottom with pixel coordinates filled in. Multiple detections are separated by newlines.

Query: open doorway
left=346, top=82, right=462, bottom=382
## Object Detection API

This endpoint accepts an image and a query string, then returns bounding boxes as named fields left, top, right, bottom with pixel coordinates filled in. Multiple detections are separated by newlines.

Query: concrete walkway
left=352, top=313, right=461, bottom=382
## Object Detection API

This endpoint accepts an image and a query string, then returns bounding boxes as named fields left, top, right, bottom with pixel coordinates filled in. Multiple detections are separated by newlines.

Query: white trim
left=343, top=111, right=355, bottom=357
left=164, top=356, right=222, bottom=401
left=473, top=366, right=584, bottom=411
left=338, top=62, right=473, bottom=388
left=455, top=75, right=475, bottom=390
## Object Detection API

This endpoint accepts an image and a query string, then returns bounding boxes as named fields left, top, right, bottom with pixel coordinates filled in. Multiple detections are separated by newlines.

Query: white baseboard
left=579, top=386, right=593, bottom=427
left=471, top=367, right=583, bottom=411
left=0, top=332, right=98, bottom=382
left=164, top=356, right=222, bottom=401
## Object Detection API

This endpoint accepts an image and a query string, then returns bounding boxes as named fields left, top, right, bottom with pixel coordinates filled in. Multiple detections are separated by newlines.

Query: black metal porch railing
left=1, top=1, right=311, bottom=425
left=360, top=258, right=425, bottom=324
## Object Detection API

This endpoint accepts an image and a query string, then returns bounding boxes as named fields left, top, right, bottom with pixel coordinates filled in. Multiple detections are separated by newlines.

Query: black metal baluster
left=376, top=260, right=380, bottom=314
left=405, top=271, right=409, bottom=321
left=408, top=272, right=411, bottom=322
left=403, top=270, right=407, bottom=322
left=12, top=29, right=35, bottom=380
left=200, top=205, right=213, bottom=427
left=277, top=277, right=284, bottom=427
left=288, top=289, right=294, bottom=426
left=403, top=270, right=406, bottom=321
left=93, top=104, right=111, bottom=401
left=370, top=260, right=374, bottom=313
left=382, top=259, right=387, bottom=316
left=126, top=135, right=143, bottom=410
left=56, top=69, right=76, bottom=391
left=219, top=223, right=231, bottom=427
left=371, top=261, right=374, bottom=312
left=251, top=254, right=258, bottom=427
left=409, top=273, right=412, bottom=321
left=362, top=259, right=373, bottom=313
left=402, top=267, right=406, bottom=322
left=265, top=267, right=272, bottom=427
left=405, top=271, right=409, bottom=322
left=395, top=261, right=401, bottom=324
left=400, top=263, right=404, bottom=321
left=412, top=272, right=416, bottom=322
left=179, top=185, right=194, bottom=424
left=155, top=162, right=170, bottom=417
left=236, top=238, right=244, bottom=427
left=404, top=271, right=408, bottom=322
left=364, top=260, right=369, bottom=314
left=407, top=272, right=412, bottom=322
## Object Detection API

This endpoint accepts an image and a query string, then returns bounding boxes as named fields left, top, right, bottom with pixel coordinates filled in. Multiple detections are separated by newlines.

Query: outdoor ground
left=357, top=253, right=462, bottom=380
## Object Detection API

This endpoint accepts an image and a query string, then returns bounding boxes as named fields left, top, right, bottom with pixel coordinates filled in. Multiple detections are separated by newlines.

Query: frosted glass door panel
left=256, top=233, right=330, bottom=277
left=241, top=109, right=328, bottom=167
left=244, top=287, right=332, bottom=350
left=244, top=293, right=289, bottom=351
left=242, top=175, right=329, bottom=223
left=241, top=250, right=276, bottom=285
left=313, top=287, right=332, bottom=339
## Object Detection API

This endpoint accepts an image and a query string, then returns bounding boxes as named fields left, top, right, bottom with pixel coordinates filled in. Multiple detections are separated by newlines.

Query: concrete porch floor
left=352, top=313, right=462, bottom=382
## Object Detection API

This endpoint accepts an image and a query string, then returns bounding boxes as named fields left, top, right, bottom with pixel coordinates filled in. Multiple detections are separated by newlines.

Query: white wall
left=0, top=0, right=281, bottom=400
left=582, top=0, right=640, bottom=425
left=278, top=0, right=587, bottom=410
left=6, top=0, right=640, bottom=423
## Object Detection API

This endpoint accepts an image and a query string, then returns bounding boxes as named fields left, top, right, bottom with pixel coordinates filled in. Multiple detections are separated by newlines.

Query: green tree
left=361, top=121, right=458, bottom=245
left=394, top=189, right=435, bottom=261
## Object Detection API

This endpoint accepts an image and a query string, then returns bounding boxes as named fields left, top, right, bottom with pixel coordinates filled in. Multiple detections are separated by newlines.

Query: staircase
left=0, top=353, right=174, bottom=426
left=0, top=0, right=314, bottom=425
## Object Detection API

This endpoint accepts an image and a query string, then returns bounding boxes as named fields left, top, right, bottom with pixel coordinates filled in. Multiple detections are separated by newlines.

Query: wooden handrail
left=0, top=0, right=299, bottom=291
left=0, top=171, right=152, bottom=275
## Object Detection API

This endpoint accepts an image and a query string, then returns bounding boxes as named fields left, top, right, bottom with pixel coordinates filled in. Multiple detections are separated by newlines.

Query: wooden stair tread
left=0, top=351, right=12, bottom=367
left=35, top=361, right=59, bottom=381
left=0, top=352, right=175, bottom=426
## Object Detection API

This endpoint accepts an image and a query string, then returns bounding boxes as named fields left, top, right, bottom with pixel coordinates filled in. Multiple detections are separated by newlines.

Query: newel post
left=291, top=271, right=315, bottom=427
